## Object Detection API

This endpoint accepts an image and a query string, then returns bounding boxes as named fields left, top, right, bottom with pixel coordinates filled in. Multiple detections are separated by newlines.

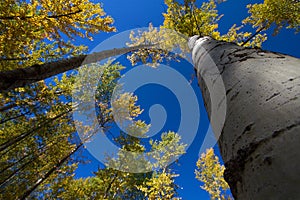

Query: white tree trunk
left=189, top=36, right=300, bottom=199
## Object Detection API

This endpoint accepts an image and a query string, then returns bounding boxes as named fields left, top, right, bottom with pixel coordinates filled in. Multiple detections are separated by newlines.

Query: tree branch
left=0, top=57, right=30, bottom=61
left=47, top=10, right=82, bottom=19
left=0, top=110, right=31, bottom=124
left=0, top=103, right=17, bottom=112
left=241, top=26, right=265, bottom=46
left=0, top=10, right=82, bottom=20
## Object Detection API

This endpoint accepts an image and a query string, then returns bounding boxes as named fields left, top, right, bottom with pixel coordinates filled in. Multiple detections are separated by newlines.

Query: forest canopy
left=0, top=0, right=299, bottom=199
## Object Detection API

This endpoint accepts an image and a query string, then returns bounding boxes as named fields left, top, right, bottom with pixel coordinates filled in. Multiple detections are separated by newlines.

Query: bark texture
left=0, top=45, right=150, bottom=91
left=189, top=36, right=300, bottom=200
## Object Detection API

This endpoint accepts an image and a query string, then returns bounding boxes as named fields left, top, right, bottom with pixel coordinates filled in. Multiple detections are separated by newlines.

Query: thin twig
left=241, top=26, right=265, bottom=46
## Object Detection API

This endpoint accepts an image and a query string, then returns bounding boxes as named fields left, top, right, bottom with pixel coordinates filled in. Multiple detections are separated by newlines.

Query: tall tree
left=187, top=0, right=300, bottom=198
left=127, top=0, right=300, bottom=199
left=190, top=34, right=300, bottom=200
left=191, top=0, right=300, bottom=198
left=0, top=0, right=152, bottom=91
left=0, top=45, right=152, bottom=91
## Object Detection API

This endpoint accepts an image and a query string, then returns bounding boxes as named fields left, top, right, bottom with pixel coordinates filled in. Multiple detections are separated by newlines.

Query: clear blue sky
left=74, top=1, right=300, bottom=199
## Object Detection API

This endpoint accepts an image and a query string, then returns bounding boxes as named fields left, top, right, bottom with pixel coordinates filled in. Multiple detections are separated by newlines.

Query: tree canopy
left=1, top=0, right=299, bottom=199
left=0, top=0, right=115, bottom=71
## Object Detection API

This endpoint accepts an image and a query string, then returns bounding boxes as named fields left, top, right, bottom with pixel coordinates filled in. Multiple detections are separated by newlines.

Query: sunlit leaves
left=53, top=166, right=151, bottom=200
left=0, top=0, right=115, bottom=71
left=127, top=0, right=267, bottom=67
left=150, top=131, right=187, bottom=170
left=127, top=23, right=189, bottom=66
left=112, top=93, right=143, bottom=124
left=127, top=0, right=224, bottom=66
left=126, top=120, right=151, bottom=138
left=221, top=24, right=267, bottom=48
left=243, top=0, right=300, bottom=35
left=138, top=171, right=180, bottom=200
left=195, top=148, right=232, bottom=200
left=133, top=132, right=186, bottom=199
left=163, top=0, right=221, bottom=37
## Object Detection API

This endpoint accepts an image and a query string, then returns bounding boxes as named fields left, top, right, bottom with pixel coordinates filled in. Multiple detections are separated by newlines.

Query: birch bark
left=189, top=36, right=300, bottom=199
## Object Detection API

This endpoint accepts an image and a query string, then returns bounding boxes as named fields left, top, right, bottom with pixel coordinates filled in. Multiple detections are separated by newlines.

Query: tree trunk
left=19, top=143, right=83, bottom=200
left=189, top=36, right=300, bottom=199
left=0, top=45, right=151, bottom=91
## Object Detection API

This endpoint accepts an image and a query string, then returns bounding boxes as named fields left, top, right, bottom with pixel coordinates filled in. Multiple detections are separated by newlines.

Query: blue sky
left=74, top=0, right=300, bottom=199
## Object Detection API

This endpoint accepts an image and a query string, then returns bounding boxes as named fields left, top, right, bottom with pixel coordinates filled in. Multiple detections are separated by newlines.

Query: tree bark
left=0, top=45, right=151, bottom=91
left=189, top=36, right=300, bottom=199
